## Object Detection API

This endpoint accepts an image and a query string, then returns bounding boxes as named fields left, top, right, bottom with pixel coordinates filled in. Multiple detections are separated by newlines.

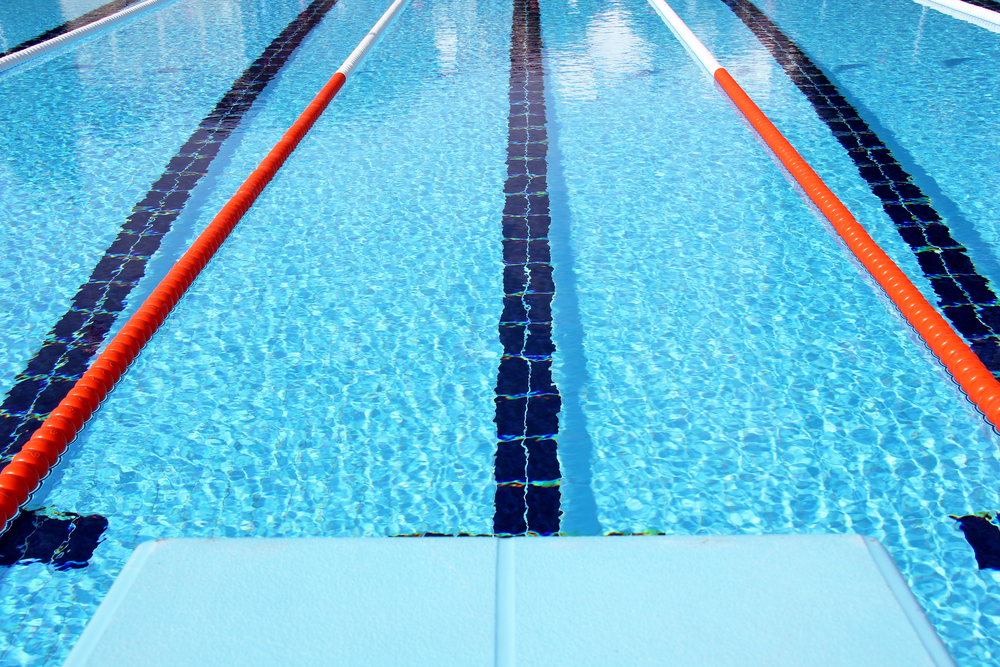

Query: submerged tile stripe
left=0, top=508, right=107, bottom=570
left=951, top=514, right=1000, bottom=569
left=721, top=0, right=1000, bottom=376
left=493, top=0, right=561, bottom=536
left=0, top=0, right=141, bottom=58
left=0, top=0, right=337, bottom=462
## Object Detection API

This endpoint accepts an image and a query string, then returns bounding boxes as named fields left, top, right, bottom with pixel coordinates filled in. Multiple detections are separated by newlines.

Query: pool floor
left=0, top=0, right=999, bottom=663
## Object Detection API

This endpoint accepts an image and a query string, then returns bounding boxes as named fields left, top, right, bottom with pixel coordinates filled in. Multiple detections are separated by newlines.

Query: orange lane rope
left=648, top=0, right=1000, bottom=432
left=0, top=0, right=411, bottom=529
left=0, top=70, right=343, bottom=524
left=712, top=68, right=1000, bottom=428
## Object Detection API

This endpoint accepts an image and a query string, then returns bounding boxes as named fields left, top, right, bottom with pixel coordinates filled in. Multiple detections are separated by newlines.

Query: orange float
left=647, top=0, right=1000, bottom=429
left=711, top=68, right=1000, bottom=427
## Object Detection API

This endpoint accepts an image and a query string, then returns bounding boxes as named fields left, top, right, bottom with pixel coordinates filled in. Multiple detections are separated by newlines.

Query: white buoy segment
left=915, top=0, right=1000, bottom=32
left=0, top=0, right=174, bottom=73
left=646, top=0, right=722, bottom=75
left=336, top=0, right=411, bottom=79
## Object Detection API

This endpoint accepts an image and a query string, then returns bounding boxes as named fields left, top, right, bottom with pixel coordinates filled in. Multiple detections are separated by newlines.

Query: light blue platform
left=63, top=535, right=956, bottom=666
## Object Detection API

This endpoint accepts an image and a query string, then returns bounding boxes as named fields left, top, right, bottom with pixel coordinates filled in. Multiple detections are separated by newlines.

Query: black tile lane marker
left=951, top=514, right=1000, bottom=569
left=0, top=0, right=338, bottom=463
left=493, top=0, right=561, bottom=537
left=0, top=508, right=107, bottom=570
left=719, top=0, right=1000, bottom=377
left=0, top=0, right=141, bottom=58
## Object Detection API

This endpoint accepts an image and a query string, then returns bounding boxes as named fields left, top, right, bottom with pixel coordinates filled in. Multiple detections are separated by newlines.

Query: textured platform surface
left=63, top=535, right=956, bottom=666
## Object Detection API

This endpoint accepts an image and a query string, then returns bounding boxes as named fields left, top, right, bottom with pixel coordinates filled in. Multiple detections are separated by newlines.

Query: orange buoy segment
left=713, top=67, right=1000, bottom=427
left=0, top=70, right=349, bottom=529
left=0, top=0, right=414, bottom=529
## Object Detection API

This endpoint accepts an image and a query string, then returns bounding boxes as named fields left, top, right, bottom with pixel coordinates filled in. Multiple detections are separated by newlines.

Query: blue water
left=0, top=0, right=318, bottom=392
left=0, top=0, right=110, bottom=51
left=747, top=0, right=1000, bottom=288
left=0, top=0, right=998, bottom=663
left=544, top=1, right=1000, bottom=661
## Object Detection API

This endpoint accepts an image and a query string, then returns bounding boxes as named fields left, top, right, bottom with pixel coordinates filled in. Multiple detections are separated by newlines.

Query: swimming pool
left=0, top=0, right=998, bottom=663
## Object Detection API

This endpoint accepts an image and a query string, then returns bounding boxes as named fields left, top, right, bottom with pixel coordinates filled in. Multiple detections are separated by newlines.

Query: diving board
left=62, top=535, right=955, bottom=666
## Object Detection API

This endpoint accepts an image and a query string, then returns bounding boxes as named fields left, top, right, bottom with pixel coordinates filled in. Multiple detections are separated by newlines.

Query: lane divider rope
left=648, top=0, right=1000, bottom=431
left=0, top=0, right=411, bottom=530
left=0, top=0, right=174, bottom=73
left=0, top=0, right=338, bottom=463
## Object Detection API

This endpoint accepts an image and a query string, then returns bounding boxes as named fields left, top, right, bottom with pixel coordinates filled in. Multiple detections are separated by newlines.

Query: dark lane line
left=720, top=0, right=1000, bottom=377
left=493, top=0, right=562, bottom=536
left=0, top=0, right=338, bottom=463
left=0, top=0, right=142, bottom=58
left=0, top=508, right=107, bottom=570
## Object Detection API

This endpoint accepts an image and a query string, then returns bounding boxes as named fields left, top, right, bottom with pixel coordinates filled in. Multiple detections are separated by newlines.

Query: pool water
left=0, top=0, right=999, bottom=663
left=0, top=0, right=112, bottom=54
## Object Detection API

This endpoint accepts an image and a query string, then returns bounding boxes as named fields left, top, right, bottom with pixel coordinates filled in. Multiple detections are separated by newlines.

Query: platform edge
left=61, top=539, right=165, bottom=667
left=863, top=536, right=958, bottom=667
